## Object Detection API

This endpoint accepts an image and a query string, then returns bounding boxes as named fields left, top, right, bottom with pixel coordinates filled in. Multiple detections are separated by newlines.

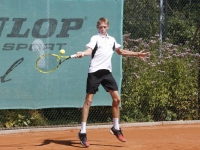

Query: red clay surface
left=0, top=124, right=200, bottom=150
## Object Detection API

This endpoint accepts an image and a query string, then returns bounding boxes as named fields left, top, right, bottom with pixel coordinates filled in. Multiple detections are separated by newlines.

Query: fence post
left=159, top=0, right=163, bottom=57
left=164, top=0, right=168, bottom=41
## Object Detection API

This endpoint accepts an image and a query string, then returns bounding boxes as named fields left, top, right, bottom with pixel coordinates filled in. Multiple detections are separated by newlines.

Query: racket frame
left=36, top=53, right=75, bottom=74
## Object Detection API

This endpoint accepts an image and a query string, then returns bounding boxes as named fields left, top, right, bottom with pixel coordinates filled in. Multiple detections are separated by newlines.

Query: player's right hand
left=76, top=52, right=85, bottom=58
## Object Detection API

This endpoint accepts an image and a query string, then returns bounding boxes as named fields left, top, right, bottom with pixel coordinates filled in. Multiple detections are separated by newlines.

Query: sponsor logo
left=0, top=58, right=24, bottom=83
left=0, top=18, right=84, bottom=50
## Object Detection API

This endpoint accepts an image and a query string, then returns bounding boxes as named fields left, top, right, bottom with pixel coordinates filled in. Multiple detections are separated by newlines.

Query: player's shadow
left=36, top=139, right=80, bottom=148
left=36, top=139, right=123, bottom=148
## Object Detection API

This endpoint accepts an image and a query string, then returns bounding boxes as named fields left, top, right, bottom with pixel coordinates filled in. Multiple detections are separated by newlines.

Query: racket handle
left=70, top=54, right=77, bottom=58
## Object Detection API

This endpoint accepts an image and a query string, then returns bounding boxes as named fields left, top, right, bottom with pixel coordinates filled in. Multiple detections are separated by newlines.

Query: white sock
left=113, top=118, right=119, bottom=130
left=81, top=122, right=86, bottom=133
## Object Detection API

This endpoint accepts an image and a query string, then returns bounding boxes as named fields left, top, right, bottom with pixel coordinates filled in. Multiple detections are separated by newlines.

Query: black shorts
left=86, top=69, right=118, bottom=94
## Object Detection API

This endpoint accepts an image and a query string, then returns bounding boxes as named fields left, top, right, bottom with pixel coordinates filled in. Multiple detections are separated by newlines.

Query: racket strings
left=37, top=55, right=60, bottom=72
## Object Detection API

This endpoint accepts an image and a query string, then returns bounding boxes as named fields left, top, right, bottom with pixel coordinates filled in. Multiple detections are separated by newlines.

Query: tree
left=123, top=0, right=158, bottom=39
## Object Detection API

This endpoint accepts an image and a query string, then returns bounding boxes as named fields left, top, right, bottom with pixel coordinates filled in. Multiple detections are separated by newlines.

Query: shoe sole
left=80, top=141, right=89, bottom=147
left=110, top=129, right=114, bottom=135
left=110, top=129, right=126, bottom=142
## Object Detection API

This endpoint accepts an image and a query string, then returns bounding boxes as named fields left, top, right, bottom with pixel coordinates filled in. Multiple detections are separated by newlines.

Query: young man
left=76, top=17, right=150, bottom=147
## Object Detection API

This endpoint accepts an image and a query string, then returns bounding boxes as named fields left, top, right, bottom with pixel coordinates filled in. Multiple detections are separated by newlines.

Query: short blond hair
left=97, top=17, right=109, bottom=27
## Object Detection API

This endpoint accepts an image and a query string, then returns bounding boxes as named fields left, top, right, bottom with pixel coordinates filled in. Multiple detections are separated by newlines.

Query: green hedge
left=121, top=34, right=199, bottom=122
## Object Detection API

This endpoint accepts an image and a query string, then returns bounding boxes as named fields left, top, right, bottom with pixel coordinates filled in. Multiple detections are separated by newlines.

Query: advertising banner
left=0, top=0, right=123, bottom=109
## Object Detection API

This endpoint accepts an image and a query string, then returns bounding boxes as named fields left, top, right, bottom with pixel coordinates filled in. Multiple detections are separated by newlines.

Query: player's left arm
left=115, top=48, right=150, bottom=62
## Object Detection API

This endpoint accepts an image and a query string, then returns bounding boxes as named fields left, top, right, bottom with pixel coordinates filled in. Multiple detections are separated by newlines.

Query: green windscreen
left=0, top=0, right=123, bottom=109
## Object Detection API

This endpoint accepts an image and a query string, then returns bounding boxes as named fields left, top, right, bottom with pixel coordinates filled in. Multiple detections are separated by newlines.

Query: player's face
left=97, top=22, right=109, bottom=35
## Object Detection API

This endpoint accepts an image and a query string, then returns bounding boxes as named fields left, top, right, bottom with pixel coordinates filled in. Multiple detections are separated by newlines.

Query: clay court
left=0, top=123, right=200, bottom=150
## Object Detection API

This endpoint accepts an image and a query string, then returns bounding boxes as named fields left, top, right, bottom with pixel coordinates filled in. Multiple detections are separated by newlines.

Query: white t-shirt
left=86, top=33, right=121, bottom=73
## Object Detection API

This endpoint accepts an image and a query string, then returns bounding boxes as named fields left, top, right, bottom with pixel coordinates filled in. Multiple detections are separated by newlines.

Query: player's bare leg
left=110, top=90, right=120, bottom=118
left=109, top=90, right=126, bottom=142
left=78, top=93, right=94, bottom=147
left=82, top=93, right=94, bottom=122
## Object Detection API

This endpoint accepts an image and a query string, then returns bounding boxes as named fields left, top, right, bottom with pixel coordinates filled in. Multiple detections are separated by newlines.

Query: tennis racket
left=36, top=53, right=77, bottom=74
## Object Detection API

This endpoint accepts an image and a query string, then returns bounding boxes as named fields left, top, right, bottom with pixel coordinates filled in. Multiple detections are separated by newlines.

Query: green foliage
left=123, top=0, right=159, bottom=39
left=40, top=108, right=81, bottom=125
left=0, top=110, right=47, bottom=128
left=121, top=0, right=200, bottom=122
left=167, top=15, right=196, bottom=44
left=121, top=34, right=199, bottom=122
left=124, top=0, right=200, bottom=46
left=164, top=0, right=200, bottom=46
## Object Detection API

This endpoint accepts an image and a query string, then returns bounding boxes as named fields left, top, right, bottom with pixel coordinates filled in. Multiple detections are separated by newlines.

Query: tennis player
left=76, top=17, right=150, bottom=147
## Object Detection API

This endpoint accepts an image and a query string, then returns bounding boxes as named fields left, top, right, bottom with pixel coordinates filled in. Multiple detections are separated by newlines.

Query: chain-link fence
left=1, top=0, right=200, bottom=130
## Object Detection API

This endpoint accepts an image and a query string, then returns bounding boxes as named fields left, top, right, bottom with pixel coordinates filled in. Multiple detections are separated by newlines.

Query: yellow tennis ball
left=60, top=49, right=65, bottom=55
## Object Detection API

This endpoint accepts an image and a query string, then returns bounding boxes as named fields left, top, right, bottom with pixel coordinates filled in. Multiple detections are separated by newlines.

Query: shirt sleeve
left=86, top=36, right=97, bottom=50
left=114, top=38, right=121, bottom=49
